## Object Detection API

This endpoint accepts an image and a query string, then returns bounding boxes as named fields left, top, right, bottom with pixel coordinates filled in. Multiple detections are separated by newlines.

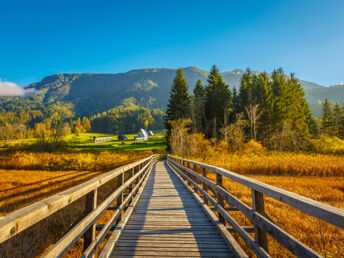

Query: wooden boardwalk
left=111, top=160, right=234, bottom=257
left=3, top=155, right=342, bottom=257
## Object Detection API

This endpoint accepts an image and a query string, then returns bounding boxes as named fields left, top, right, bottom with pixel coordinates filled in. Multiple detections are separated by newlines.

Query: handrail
left=0, top=155, right=157, bottom=256
left=167, top=155, right=344, bottom=257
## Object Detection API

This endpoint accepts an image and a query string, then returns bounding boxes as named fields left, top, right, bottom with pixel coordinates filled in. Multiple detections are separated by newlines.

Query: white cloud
left=0, top=80, right=36, bottom=97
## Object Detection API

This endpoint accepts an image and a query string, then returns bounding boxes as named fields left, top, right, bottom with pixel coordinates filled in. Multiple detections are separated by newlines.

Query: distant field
left=0, top=130, right=167, bottom=152
left=66, top=131, right=166, bottom=151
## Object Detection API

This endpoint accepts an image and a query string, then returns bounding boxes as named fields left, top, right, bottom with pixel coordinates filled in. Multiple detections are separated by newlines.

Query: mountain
left=20, top=67, right=344, bottom=117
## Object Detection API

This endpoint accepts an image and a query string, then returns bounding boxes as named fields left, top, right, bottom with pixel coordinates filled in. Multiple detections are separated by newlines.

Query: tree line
left=90, top=99, right=164, bottom=134
left=321, top=99, right=344, bottom=139
left=166, top=66, right=341, bottom=151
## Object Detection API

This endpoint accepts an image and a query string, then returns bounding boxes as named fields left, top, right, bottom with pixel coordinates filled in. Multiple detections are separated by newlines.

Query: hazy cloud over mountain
left=0, top=80, right=36, bottom=96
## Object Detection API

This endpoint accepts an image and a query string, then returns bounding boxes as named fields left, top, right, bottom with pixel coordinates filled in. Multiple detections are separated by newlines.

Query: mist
left=0, top=80, right=36, bottom=97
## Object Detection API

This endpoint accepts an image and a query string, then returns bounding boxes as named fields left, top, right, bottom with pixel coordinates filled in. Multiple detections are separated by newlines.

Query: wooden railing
left=167, top=155, right=344, bottom=258
left=0, top=155, right=157, bottom=257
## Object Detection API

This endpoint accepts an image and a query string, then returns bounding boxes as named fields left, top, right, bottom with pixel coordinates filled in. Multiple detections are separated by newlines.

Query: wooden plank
left=168, top=161, right=248, bottom=258
left=98, top=162, right=154, bottom=258
left=117, top=241, right=226, bottom=247
left=114, top=246, right=230, bottom=252
left=124, top=225, right=218, bottom=230
left=119, top=235, right=225, bottom=240
left=103, top=160, right=235, bottom=258
left=127, top=221, right=212, bottom=226
left=111, top=250, right=232, bottom=257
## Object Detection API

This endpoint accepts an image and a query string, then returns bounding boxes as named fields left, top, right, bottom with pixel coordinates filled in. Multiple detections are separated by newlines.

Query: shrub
left=311, top=135, right=344, bottom=154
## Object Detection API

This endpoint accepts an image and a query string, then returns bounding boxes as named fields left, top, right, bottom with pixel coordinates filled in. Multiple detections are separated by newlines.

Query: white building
left=137, top=129, right=150, bottom=141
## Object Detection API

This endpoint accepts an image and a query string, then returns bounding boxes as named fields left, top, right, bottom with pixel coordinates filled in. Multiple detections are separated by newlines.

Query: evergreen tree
left=332, top=102, right=343, bottom=137
left=230, top=87, right=241, bottom=122
left=252, top=69, right=312, bottom=149
left=165, top=69, right=190, bottom=148
left=204, top=65, right=232, bottom=138
left=193, top=80, right=206, bottom=133
left=250, top=72, right=273, bottom=140
left=287, top=74, right=312, bottom=141
left=238, top=68, right=253, bottom=113
left=341, top=103, right=344, bottom=139
left=321, top=99, right=335, bottom=136
left=270, top=68, right=289, bottom=125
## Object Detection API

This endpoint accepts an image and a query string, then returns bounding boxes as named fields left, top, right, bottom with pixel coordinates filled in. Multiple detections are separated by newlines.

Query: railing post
left=116, top=172, right=125, bottom=224
left=128, top=167, right=134, bottom=192
left=121, top=172, right=125, bottom=219
left=252, top=189, right=268, bottom=252
left=202, top=168, right=209, bottom=205
left=84, top=189, right=97, bottom=253
left=216, top=173, right=226, bottom=225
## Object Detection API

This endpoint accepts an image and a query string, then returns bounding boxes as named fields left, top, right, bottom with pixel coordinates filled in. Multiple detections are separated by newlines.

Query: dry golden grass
left=0, top=151, right=150, bottom=257
left=187, top=153, right=344, bottom=257
left=196, top=151, right=344, bottom=177
left=0, top=150, right=152, bottom=171
left=0, top=169, right=100, bottom=216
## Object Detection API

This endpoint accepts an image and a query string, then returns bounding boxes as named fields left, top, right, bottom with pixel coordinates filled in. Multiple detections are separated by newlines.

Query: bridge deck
left=111, top=160, right=234, bottom=257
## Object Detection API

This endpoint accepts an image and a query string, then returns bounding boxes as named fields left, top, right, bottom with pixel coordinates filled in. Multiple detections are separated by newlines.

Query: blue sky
left=0, top=0, right=343, bottom=86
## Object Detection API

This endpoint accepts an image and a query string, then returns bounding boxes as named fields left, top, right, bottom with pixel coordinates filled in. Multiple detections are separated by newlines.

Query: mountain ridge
left=21, top=66, right=344, bottom=117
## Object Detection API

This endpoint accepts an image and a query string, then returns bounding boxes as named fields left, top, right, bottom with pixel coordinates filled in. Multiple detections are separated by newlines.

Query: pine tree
left=341, top=103, right=344, bottom=139
left=287, top=74, right=312, bottom=140
left=165, top=69, right=190, bottom=148
left=321, top=99, right=335, bottom=136
left=270, top=68, right=289, bottom=125
left=332, top=102, right=343, bottom=137
left=204, top=65, right=232, bottom=138
left=250, top=72, right=272, bottom=140
left=193, top=80, right=206, bottom=133
left=260, top=70, right=312, bottom=149
left=230, top=87, right=241, bottom=122
left=238, top=68, right=253, bottom=113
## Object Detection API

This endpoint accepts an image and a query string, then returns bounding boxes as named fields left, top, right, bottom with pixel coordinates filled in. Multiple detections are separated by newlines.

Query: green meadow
left=65, top=131, right=166, bottom=151
left=0, top=131, right=167, bottom=152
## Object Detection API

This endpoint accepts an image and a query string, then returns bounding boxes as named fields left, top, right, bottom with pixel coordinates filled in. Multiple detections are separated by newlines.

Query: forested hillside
left=1, top=66, right=343, bottom=140
left=3, top=66, right=342, bottom=117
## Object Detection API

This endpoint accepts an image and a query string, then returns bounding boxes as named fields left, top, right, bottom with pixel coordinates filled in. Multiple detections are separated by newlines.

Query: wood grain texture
left=106, top=160, right=239, bottom=258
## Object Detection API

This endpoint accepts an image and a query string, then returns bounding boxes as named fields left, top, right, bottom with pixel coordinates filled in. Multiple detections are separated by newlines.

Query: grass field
left=0, top=130, right=167, bottom=152
left=66, top=132, right=166, bottom=151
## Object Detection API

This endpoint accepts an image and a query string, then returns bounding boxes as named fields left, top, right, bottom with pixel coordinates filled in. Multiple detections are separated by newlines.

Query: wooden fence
left=0, top=155, right=156, bottom=257
left=167, top=155, right=344, bottom=258
left=94, top=137, right=112, bottom=143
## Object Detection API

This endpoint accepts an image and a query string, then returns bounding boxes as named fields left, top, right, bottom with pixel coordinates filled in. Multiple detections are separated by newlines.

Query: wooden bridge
left=0, top=155, right=343, bottom=257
